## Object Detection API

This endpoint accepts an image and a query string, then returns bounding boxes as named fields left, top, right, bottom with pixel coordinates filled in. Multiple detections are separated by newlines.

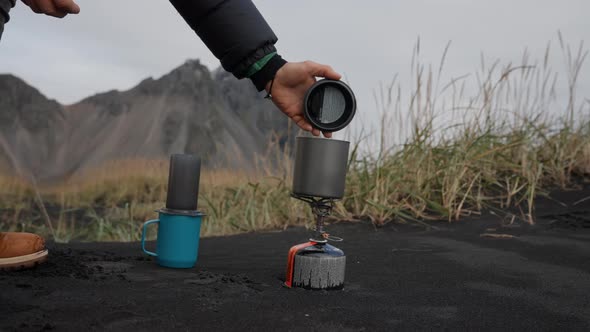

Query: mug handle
left=141, top=219, right=159, bottom=257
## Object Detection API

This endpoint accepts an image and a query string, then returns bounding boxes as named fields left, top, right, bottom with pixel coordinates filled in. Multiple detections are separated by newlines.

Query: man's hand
left=267, top=61, right=342, bottom=138
left=21, top=0, right=80, bottom=18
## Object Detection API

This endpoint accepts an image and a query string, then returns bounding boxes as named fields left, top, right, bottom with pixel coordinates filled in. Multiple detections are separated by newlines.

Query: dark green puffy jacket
left=0, top=0, right=15, bottom=39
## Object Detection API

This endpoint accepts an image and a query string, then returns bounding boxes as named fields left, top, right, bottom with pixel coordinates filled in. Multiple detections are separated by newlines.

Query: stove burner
left=291, top=193, right=343, bottom=243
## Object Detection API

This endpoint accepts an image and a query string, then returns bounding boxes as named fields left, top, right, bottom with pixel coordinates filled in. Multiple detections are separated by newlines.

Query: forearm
left=169, top=0, right=286, bottom=89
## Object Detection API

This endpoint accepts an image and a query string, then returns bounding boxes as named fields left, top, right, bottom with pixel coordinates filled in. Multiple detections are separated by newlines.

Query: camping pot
left=292, top=136, right=350, bottom=199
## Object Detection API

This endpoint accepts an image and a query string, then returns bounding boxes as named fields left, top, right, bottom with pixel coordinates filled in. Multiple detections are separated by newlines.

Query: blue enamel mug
left=141, top=209, right=204, bottom=268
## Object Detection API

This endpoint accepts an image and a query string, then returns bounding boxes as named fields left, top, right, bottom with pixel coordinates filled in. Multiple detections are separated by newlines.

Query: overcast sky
left=0, top=0, right=589, bottom=143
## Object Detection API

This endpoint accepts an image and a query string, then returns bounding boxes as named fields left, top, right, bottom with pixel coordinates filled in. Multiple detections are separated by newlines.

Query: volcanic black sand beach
left=2, top=185, right=590, bottom=331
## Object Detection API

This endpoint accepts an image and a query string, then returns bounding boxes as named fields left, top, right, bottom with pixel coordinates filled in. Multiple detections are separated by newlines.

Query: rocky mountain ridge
left=0, top=59, right=291, bottom=182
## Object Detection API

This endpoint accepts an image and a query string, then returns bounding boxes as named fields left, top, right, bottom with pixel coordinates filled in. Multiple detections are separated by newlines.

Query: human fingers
left=38, top=0, right=68, bottom=17
left=22, top=0, right=42, bottom=14
left=29, top=0, right=67, bottom=17
left=293, top=115, right=320, bottom=136
left=322, top=131, right=332, bottom=138
left=53, top=0, right=80, bottom=14
left=303, top=61, right=342, bottom=80
left=291, top=114, right=313, bottom=132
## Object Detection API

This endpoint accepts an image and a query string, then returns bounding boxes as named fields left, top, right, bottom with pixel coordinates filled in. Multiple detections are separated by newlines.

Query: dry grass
left=1, top=34, right=589, bottom=242
left=343, top=33, right=589, bottom=226
left=0, top=157, right=311, bottom=242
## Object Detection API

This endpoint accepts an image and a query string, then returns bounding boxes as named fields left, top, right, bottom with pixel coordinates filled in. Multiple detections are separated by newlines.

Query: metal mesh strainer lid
left=304, top=79, right=356, bottom=132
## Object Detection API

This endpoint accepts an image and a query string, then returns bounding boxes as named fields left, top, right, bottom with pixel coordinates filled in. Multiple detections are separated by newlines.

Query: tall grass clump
left=343, top=33, right=589, bottom=225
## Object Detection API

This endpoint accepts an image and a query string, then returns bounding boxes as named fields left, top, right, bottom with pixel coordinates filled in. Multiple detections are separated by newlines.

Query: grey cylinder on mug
left=292, top=137, right=350, bottom=199
left=166, top=154, right=201, bottom=211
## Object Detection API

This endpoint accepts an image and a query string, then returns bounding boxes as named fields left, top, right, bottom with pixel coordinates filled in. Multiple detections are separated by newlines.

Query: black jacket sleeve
left=0, top=0, right=16, bottom=40
left=169, top=0, right=286, bottom=90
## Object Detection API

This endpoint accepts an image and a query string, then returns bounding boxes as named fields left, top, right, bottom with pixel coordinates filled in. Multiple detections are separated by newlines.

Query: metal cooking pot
left=292, top=136, right=350, bottom=199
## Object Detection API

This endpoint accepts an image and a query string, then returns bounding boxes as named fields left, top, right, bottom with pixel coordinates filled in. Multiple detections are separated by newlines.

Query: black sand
left=2, top=186, right=590, bottom=331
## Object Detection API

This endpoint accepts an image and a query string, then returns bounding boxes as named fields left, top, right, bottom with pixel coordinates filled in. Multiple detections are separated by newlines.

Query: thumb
left=304, top=61, right=342, bottom=80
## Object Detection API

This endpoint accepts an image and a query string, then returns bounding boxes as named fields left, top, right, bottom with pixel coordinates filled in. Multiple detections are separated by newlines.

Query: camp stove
left=284, top=193, right=346, bottom=289
left=291, top=194, right=341, bottom=243
left=284, top=79, right=356, bottom=290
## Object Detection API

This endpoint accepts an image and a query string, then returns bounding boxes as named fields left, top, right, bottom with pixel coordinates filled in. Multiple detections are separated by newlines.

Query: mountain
left=0, top=60, right=293, bottom=182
